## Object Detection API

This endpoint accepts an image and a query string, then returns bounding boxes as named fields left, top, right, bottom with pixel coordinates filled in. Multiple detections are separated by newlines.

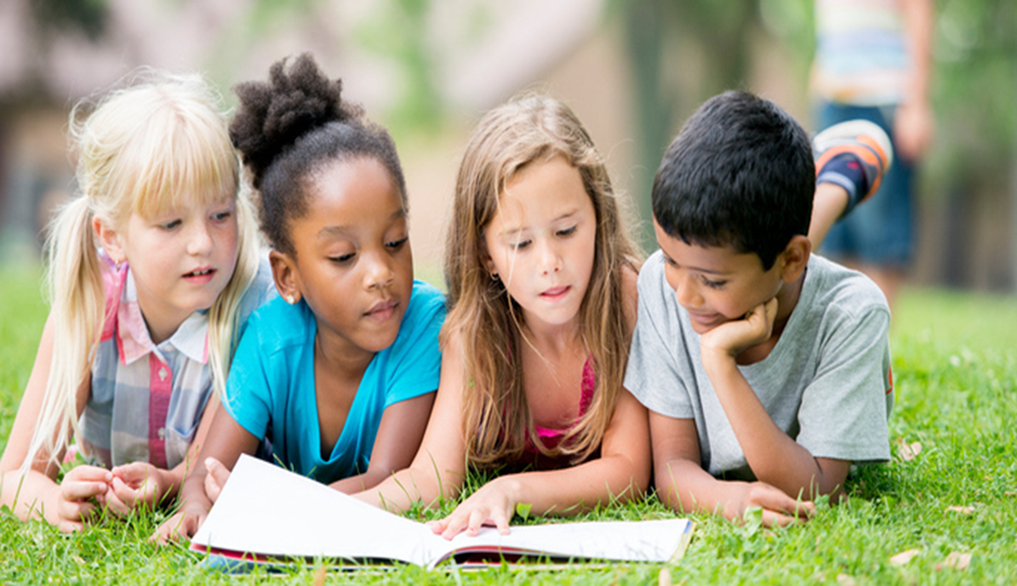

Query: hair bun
left=230, top=53, right=362, bottom=189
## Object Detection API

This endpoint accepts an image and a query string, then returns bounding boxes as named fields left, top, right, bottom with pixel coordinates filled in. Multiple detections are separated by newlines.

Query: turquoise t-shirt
left=223, top=280, right=445, bottom=483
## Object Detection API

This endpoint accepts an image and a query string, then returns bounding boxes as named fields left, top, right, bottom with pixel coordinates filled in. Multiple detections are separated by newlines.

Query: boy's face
left=654, top=220, right=785, bottom=335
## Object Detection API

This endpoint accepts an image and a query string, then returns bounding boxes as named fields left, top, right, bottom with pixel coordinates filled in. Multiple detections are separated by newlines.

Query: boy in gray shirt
left=625, top=91, right=894, bottom=527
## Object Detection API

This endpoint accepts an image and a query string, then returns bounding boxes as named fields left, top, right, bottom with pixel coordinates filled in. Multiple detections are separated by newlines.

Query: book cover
left=190, top=454, right=695, bottom=570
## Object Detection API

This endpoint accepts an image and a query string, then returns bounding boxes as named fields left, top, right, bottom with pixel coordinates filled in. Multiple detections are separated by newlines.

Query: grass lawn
left=0, top=264, right=1015, bottom=584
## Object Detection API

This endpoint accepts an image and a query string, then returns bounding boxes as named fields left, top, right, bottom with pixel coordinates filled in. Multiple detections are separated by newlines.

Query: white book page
left=430, top=518, right=691, bottom=567
left=191, top=454, right=441, bottom=566
left=191, top=455, right=692, bottom=569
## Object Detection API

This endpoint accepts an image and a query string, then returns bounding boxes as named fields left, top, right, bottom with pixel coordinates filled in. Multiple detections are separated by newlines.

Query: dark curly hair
left=230, top=53, right=407, bottom=256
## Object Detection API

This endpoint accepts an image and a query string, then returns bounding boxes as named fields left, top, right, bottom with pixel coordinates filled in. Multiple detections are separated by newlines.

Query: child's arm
left=329, top=392, right=435, bottom=494
left=353, top=333, right=470, bottom=512
left=0, top=315, right=110, bottom=532
left=650, top=411, right=813, bottom=527
left=152, top=406, right=260, bottom=543
left=429, top=387, right=651, bottom=539
left=700, top=299, right=852, bottom=501
left=808, top=183, right=851, bottom=248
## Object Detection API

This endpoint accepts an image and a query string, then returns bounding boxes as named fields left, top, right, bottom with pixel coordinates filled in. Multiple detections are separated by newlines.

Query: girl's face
left=113, top=196, right=239, bottom=343
left=282, top=157, right=413, bottom=360
left=484, top=156, right=597, bottom=333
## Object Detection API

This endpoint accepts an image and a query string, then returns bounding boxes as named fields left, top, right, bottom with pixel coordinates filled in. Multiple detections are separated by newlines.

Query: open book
left=190, top=454, right=695, bottom=570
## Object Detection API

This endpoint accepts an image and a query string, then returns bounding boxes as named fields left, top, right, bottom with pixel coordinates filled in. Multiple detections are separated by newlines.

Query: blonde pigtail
left=22, top=196, right=106, bottom=473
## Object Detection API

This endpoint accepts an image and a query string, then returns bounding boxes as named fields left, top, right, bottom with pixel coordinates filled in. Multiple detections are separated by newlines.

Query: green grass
left=1, top=264, right=1015, bottom=584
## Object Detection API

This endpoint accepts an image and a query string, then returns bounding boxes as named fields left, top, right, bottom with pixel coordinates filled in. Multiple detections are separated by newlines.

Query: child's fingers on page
left=440, top=511, right=470, bottom=540
left=466, top=508, right=489, bottom=536
left=492, top=507, right=511, bottom=535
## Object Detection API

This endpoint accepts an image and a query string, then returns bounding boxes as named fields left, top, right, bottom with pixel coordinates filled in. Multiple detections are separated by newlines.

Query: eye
left=211, top=210, right=233, bottom=223
left=386, top=236, right=409, bottom=250
left=556, top=225, right=577, bottom=238
left=160, top=219, right=182, bottom=230
left=701, top=276, right=726, bottom=289
left=509, top=239, right=531, bottom=251
left=329, top=252, right=356, bottom=264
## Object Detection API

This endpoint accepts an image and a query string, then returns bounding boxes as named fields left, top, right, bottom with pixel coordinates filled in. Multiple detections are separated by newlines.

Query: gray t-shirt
left=625, top=251, right=893, bottom=479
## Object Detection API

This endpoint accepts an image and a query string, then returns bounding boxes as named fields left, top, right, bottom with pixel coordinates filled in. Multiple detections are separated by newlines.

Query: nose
left=538, top=239, right=562, bottom=276
left=186, top=220, right=214, bottom=256
left=674, top=271, right=702, bottom=309
left=363, top=249, right=396, bottom=290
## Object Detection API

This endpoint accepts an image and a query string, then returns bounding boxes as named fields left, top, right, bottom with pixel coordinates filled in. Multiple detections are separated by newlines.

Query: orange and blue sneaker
left=813, top=120, right=894, bottom=217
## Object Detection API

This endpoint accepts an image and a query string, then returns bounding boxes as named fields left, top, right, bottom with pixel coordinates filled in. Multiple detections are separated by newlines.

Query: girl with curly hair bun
left=357, top=94, right=650, bottom=539
left=156, top=54, right=445, bottom=543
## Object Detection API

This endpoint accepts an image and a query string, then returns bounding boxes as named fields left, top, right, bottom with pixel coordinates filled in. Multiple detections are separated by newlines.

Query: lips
left=365, top=298, right=398, bottom=322
left=540, top=285, right=571, bottom=301
left=183, top=267, right=216, bottom=283
left=686, top=311, right=721, bottom=328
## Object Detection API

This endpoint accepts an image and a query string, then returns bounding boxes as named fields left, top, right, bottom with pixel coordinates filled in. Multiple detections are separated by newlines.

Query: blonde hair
left=446, top=94, right=641, bottom=467
left=23, top=71, right=260, bottom=472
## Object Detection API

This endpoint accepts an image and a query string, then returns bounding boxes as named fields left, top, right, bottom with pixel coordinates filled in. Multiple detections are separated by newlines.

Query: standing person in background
left=811, top=0, right=935, bottom=309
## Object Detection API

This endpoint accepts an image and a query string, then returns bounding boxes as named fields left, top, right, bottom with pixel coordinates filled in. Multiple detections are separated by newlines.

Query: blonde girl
left=357, top=94, right=651, bottom=537
left=0, top=72, right=272, bottom=532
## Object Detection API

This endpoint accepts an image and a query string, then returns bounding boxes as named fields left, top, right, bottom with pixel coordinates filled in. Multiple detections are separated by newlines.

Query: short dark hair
left=230, top=53, right=407, bottom=256
left=651, top=91, right=814, bottom=270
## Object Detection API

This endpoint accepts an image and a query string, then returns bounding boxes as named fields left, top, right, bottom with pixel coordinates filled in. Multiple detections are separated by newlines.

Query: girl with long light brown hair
left=358, top=94, right=650, bottom=537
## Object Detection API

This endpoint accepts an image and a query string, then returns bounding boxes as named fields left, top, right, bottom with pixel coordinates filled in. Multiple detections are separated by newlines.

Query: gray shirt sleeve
left=624, top=252, right=695, bottom=419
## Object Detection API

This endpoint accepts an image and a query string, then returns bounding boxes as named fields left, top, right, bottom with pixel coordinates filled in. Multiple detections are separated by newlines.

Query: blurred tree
left=354, top=0, right=443, bottom=136
left=30, top=0, right=109, bottom=41
left=619, top=0, right=760, bottom=252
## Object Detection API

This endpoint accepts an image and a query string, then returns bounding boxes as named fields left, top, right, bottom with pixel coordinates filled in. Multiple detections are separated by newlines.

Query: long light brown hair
left=445, top=94, right=640, bottom=468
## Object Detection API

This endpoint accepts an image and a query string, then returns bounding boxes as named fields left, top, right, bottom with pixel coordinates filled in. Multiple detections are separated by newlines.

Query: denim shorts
left=815, top=101, right=915, bottom=268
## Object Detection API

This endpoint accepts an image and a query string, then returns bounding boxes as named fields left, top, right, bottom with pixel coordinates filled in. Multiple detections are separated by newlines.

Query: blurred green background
left=0, top=0, right=1014, bottom=292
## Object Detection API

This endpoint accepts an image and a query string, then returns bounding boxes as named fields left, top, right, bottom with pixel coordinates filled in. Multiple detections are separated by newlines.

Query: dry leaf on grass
left=889, top=549, right=921, bottom=565
left=935, top=552, right=972, bottom=571
left=836, top=574, right=857, bottom=586
left=945, top=505, right=975, bottom=515
left=895, top=439, right=922, bottom=461
left=659, top=567, right=672, bottom=586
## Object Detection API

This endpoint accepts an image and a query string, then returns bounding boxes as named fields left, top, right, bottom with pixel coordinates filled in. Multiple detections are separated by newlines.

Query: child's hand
left=151, top=503, right=206, bottom=545
left=108, top=462, right=171, bottom=512
left=428, top=478, right=517, bottom=540
left=701, top=297, right=778, bottom=359
left=732, top=481, right=814, bottom=527
left=203, top=457, right=230, bottom=504
left=54, top=465, right=113, bottom=532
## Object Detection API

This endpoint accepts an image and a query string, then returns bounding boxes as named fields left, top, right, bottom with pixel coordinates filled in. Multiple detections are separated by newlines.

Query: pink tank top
left=528, top=357, right=596, bottom=452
